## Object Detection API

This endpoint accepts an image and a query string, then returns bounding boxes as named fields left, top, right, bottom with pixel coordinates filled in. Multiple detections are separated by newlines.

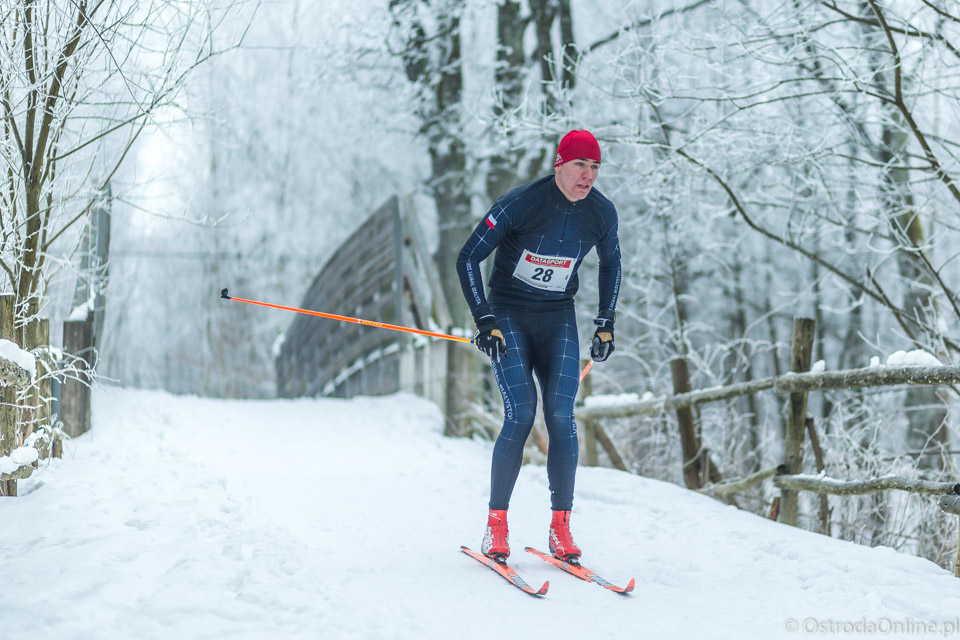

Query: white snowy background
left=3, top=387, right=960, bottom=640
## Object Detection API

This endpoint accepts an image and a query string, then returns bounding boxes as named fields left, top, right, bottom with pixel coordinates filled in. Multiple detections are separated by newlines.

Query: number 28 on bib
left=512, top=249, right=576, bottom=292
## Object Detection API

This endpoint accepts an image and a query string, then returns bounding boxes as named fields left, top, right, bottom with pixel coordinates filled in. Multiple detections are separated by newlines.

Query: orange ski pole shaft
left=220, top=288, right=474, bottom=345
left=579, top=359, right=593, bottom=382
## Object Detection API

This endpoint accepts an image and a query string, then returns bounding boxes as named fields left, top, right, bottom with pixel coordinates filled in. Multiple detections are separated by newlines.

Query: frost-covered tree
left=98, top=0, right=420, bottom=397
left=0, top=0, right=252, bottom=337
left=388, top=0, right=472, bottom=321
left=0, top=0, right=254, bottom=461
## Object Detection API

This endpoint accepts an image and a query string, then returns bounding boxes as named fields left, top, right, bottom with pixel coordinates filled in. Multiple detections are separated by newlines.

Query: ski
left=524, top=547, right=635, bottom=595
left=460, top=546, right=549, bottom=597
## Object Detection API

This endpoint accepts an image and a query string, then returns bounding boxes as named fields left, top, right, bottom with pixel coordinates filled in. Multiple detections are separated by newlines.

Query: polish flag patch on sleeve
left=486, top=213, right=498, bottom=229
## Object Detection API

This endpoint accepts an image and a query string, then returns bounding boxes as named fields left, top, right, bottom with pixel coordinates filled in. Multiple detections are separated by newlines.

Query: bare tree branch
left=587, top=0, right=713, bottom=53
left=865, top=0, right=960, bottom=208
left=820, top=1, right=960, bottom=61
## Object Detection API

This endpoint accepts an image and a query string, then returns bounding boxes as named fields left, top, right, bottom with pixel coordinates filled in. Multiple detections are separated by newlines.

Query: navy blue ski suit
left=456, top=174, right=621, bottom=511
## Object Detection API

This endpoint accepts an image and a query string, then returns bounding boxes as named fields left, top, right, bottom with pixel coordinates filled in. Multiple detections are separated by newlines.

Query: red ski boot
left=548, top=510, right=581, bottom=561
left=481, top=509, right=510, bottom=560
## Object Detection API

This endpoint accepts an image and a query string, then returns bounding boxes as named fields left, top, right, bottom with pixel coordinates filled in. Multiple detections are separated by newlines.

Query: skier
left=456, top=129, right=621, bottom=562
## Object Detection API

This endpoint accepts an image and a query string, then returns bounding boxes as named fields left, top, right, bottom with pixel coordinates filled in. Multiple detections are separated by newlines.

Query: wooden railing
left=574, top=316, right=960, bottom=574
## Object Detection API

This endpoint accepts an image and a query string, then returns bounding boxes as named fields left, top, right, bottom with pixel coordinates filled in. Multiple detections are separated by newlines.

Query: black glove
left=590, top=310, right=615, bottom=362
left=473, top=314, right=507, bottom=363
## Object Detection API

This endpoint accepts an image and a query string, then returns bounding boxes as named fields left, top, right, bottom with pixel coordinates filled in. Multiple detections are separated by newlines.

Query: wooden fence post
left=806, top=417, right=831, bottom=535
left=61, top=318, right=94, bottom=438
left=671, top=357, right=702, bottom=489
left=0, top=295, right=17, bottom=497
left=21, top=318, right=50, bottom=449
left=594, top=423, right=629, bottom=472
left=37, top=319, right=53, bottom=453
left=780, top=317, right=816, bottom=526
left=0, top=294, right=14, bottom=339
left=33, top=318, right=56, bottom=458
left=938, top=496, right=960, bottom=578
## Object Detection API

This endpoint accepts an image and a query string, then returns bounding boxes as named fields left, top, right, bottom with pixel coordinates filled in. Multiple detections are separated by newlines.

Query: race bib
left=512, top=249, right=576, bottom=292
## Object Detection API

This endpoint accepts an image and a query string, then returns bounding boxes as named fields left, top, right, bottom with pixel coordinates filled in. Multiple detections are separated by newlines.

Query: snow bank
left=3, top=387, right=960, bottom=640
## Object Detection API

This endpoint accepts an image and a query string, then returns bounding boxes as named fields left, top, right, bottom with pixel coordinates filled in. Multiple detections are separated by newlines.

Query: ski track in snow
left=2, top=386, right=960, bottom=639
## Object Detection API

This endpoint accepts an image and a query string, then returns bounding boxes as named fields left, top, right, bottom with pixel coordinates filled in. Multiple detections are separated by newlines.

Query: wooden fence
left=0, top=193, right=107, bottom=496
left=0, top=316, right=96, bottom=496
left=276, top=196, right=454, bottom=411
left=573, top=316, right=960, bottom=575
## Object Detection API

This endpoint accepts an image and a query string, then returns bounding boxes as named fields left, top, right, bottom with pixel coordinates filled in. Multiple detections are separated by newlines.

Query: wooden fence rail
left=578, top=365, right=960, bottom=421
left=698, top=465, right=786, bottom=497
left=700, top=468, right=960, bottom=499
left=772, top=474, right=960, bottom=497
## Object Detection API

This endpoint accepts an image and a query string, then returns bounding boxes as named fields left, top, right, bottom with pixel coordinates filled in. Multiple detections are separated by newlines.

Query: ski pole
left=220, top=288, right=474, bottom=345
left=221, top=288, right=592, bottom=379
left=579, top=359, right=594, bottom=383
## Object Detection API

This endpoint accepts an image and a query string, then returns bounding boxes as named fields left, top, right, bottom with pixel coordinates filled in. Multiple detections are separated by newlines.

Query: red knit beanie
left=554, top=130, right=601, bottom=167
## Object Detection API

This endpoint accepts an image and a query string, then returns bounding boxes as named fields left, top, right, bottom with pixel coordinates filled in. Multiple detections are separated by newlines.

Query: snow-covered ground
left=3, top=387, right=960, bottom=639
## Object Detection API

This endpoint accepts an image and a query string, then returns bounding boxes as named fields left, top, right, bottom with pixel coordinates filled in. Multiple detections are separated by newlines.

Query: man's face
left=554, top=158, right=600, bottom=202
